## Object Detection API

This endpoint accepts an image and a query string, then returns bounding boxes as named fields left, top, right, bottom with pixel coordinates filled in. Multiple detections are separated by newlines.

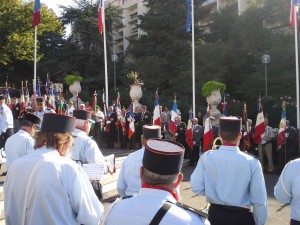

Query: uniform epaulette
left=176, top=202, right=208, bottom=218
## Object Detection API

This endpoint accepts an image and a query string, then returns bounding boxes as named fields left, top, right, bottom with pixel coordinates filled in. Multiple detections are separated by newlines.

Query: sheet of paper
left=82, top=163, right=105, bottom=180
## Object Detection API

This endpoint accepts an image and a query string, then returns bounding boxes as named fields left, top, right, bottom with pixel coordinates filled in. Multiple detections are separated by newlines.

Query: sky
left=43, top=0, right=74, bottom=16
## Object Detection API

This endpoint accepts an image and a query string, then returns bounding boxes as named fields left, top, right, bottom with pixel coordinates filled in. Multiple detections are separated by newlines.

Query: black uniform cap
left=73, top=110, right=92, bottom=120
left=36, top=97, right=45, bottom=102
left=143, top=139, right=185, bottom=175
left=41, top=113, right=76, bottom=133
left=143, top=125, right=162, bottom=139
left=0, top=95, right=5, bottom=100
left=219, top=116, right=242, bottom=133
left=23, top=112, right=41, bottom=127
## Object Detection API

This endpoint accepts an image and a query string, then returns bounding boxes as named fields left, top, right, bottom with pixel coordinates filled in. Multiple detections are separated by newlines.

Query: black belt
left=291, top=219, right=300, bottom=225
left=211, top=203, right=250, bottom=212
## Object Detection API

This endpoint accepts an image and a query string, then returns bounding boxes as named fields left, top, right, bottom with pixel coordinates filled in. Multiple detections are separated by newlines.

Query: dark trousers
left=0, top=128, right=14, bottom=149
left=291, top=219, right=300, bottom=225
left=208, top=204, right=255, bottom=225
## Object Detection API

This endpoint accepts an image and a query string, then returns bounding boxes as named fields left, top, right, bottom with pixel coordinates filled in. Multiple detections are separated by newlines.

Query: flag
left=57, top=90, right=64, bottom=114
left=128, top=102, right=135, bottom=139
left=169, top=98, right=178, bottom=135
left=221, top=96, right=228, bottom=116
left=48, top=83, right=56, bottom=110
left=186, top=0, right=192, bottom=32
left=20, top=87, right=25, bottom=111
left=103, top=91, right=110, bottom=132
left=92, top=91, right=97, bottom=122
left=37, top=81, right=41, bottom=96
left=242, top=103, right=251, bottom=151
left=185, top=110, right=193, bottom=149
left=98, top=0, right=103, bottom=35
left=115, top=92, right=122, bottom=121
left=32, top=0, right=40, bottom=27
left=290, top=0, right=299, bottom=28
left=45, top=74, right=50, bottom=95
left=153, top=90, right=161, bottom=126
left=203, top=105, right=214, bottom=152
left=5, top=88, right=12, bottom=109
left=277, top=103, right=286, bottom=149
left=254, top=97, right=265, bottom=144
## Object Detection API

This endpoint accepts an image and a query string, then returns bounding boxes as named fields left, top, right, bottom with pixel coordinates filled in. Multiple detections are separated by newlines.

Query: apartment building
left=109, top=0, right=250, bottom=55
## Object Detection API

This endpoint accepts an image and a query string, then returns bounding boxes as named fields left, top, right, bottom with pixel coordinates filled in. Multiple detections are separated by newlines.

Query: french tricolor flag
left=32, top=0, right=40, bottom=28
left=254, top=97, right=265, bottom=144
left=98, top=0, right=103, bottom=35
left=153, top=90, right=161, bottom=126
left=169, top=98, right=177, bottom=136
left=128, top=102, right=135, bottom=139
left=291, top=0, right=299, bottom=28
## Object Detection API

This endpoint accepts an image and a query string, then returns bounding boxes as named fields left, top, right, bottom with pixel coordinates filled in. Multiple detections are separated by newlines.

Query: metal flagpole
left=33, top=26, right=37, bottom=93
left=102, top=0, right=109, bottom=107
left=294, top=5, right=300, bottom=153
left=192, top=0, right=196, bottom=117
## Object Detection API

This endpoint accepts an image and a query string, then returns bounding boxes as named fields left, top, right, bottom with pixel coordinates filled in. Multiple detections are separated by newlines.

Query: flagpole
left=33, top=25, right=37, bottom=93
left=191, top=0, right=196, bottom=117
left=102, top=0, right=109, bottom=107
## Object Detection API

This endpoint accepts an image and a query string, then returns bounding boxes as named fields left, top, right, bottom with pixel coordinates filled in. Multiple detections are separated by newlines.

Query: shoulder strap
left=149, top=201, right=174, bottom=225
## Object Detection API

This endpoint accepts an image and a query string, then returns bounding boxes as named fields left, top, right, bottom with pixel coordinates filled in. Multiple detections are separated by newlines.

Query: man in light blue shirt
left=274, top=158, right=300, bottom=225
left=191, top=116, right=267, bottom=225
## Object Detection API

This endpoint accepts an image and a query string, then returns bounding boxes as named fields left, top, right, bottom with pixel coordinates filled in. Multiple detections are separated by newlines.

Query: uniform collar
left=138, top=187, right=177, bottom=203
left=219, top=145, right=240, bottom=152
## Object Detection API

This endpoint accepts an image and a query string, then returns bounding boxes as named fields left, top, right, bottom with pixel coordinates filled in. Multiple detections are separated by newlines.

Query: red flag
left=20, top=86, right=25, bottom=111
left=98, top=0, right=103, bottom=35
left=153, top=90, right=161, bottom=126
left=277, top=103, right=286, bottom=149
left=290, top=0, right=299, bottom=28
left=32, top=0, right=40, bottom=27
left=254, top=98, right=265, bottom=144
left=185, top=111, right=193, bottom=149
left=203, top=105, right=214, bottom=152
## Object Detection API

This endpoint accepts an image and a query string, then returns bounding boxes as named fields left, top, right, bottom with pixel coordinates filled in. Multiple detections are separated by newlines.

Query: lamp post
left=261, top=54, right=270, bottom=97
left=111, top=54, right=118, bottom=93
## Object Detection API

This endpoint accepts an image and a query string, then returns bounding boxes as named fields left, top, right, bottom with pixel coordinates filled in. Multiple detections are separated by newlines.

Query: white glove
left=106, top=121, right=111, bottom=124
left=255, top=147, right=258, bottom=151
left=285, top=133, right=289, bottom=138
left=175, top=133, right=178, bottom=136
left=243, top=132, right=247, bottom=136
left=193, top=141, right=196, bottom=145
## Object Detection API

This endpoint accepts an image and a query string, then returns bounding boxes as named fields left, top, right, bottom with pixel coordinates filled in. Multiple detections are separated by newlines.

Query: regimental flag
left=186, top=0, right=192, bottom=32
left=153, top=90, right=161, bottom=126
left=91, top=91, right=97, bottom=122
left=277, top=102, right=286, bottom=149
left=32, top=0, right=40, bottom=27
left=103, top=91, right=110, bottom=132
left=5, top=87, right=12, bottom=109
left=115, top=92, right=122, bottom=121
left=254, top=97, right=265, bottom=144
left=222, top=95, right=228, bottom=116
left=37, top=81, right=41, bottom=96
left=290, top=0, right=299, bottom=28
left=20, top=86, right=25, bottom=111
left=98, top=0, right=103, bottom=35
left=48, top=82, right=56, bottom=110
left=169, top=98, right=178, bottom=135
left=128, top=102, right=135, bottom=139
left=57, top=90, right=64, bottom=114
left=45, top=74, right=50, bottom=95
left=203, top=105, right=214, bottom=152
left=243, top=103, right=251, bottom=151
left=185, top=110, right=193, bottom=149
left=25, top=84, right=30, bottom=101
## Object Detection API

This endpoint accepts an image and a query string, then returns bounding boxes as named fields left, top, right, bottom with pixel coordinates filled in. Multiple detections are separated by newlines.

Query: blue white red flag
left=153, top=90, right=161, bottom=126
left=98, top=0, right=103, bottom=35
left=37, top=81, right=41, bottom=96
left=5, top=88, right=12, bottom=109
left=169, top=98, right=178, bottom=135
left=128, top=102, right=135, bottom=139
left=185, top=110, right=193, bottom=149
left=186, top=0, right=192, bottom=32
left=32, top=0, right=40, bottom=27
left=203, top=105, right=214, bottom=151
left=290, top=0, right=299, bottom=28
left=254, top=97, right=265, bottom=144
left=103, top=91, right=110, bottom=132
left=277, top=103, right=286, bottom=149
left=222, top=97, right=228, bottom=116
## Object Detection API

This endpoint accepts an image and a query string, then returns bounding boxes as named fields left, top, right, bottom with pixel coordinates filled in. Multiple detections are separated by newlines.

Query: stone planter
left=129, top=83, right=143, bottom=112
left=206, top=89, right=222, bottom=125
left=68, top=80, right=82, bottom=109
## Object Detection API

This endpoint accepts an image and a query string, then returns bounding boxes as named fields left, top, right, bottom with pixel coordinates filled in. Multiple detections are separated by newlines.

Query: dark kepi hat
left=41, top=114, right=76, bottom=133
left=143, top=125, right=161, bottom=139
left=141, top=105, right=147, bottom=109
left=36, top=96, right=45, bottom=102
left=73, top=110, right=92, bottom=120
left=0, top=95, right=5, bottom=100
left=219, top=116, right=242, bottom=133
left=23, top=112, right=41, bottom=127
left=143, top=139, right=185, bottom=175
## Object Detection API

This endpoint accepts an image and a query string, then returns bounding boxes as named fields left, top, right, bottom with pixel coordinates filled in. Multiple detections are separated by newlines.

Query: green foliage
left=64, top=75, right=83, bottom=85
left=201, top=81, right=226, bottom=97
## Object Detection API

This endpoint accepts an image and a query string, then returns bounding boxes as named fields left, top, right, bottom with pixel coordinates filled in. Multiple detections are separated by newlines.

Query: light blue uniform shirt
left=191, top=146, right=267, bottom=225
left=274, top=159, right=300, bottom=221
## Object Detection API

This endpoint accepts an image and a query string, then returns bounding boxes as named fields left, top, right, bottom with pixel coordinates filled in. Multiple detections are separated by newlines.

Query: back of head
left=142, top=139, right=184, bottom=186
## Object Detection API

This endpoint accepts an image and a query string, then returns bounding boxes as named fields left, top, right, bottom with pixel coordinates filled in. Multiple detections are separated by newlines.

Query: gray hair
left=142, top=167, right=178, bottom=186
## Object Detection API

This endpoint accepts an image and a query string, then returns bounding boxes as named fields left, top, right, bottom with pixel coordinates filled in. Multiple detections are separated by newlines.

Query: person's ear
left=174, top=172, right=183, bottom=188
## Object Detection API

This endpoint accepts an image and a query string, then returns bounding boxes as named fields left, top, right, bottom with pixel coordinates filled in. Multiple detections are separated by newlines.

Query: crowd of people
left=0, top=92, right=300, bottom=225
